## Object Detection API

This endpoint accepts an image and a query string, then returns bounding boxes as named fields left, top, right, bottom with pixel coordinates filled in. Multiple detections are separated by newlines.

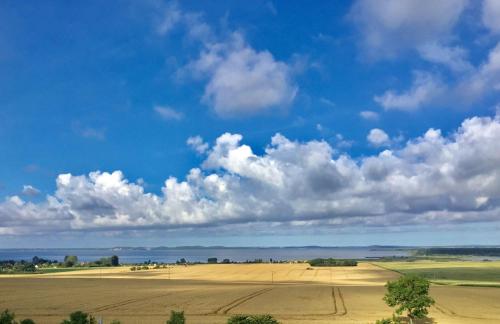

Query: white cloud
left=190, top=33, right=297, bottom=117
left=156, top=2, right=182, bottom=36
left=154, top=105, right=184, bottom=121
left=360, top=110, right=379, bottom=121
left=22, top=185, right=40, bottom=197
left=367, top=128, right=390, bottom=146
left=375, top=42, right=500, bottom=111
left=187, top=135, right=209, bottom=154
left=349, top=0, right=469, bottom=60
left=482, top=0, right=500, bottom=34
left=417, top=42, right=472, bottom=72
left=456, top=42, right=500, bottom=101
left=3, top=113, right=500, bottom=234
left=157, top=3, right=297, bottom=117
left=374, top=71, right=445, bottom=111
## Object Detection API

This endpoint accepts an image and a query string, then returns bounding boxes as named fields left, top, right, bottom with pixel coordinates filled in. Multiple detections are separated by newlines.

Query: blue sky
left=2, top=0, right=500, bottom=247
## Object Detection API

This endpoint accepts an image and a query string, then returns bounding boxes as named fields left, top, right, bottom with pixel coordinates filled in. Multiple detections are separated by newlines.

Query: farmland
left=375, top=260, right=500, bottom=287
left=1, top=262, right=500, bottom=323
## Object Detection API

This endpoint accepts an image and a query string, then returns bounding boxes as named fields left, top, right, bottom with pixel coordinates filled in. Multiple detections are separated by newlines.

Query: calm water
left=0, top=247, right=410, bottom=264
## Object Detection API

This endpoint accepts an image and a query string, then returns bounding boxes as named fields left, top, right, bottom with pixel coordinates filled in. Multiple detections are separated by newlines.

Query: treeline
left=308, top=258, right=358, bottom=267
left=418, top=247, right=500, bottom=257
left=0, top=260, right=37, bottom=273
left=0, top=255, right=120, bottom=274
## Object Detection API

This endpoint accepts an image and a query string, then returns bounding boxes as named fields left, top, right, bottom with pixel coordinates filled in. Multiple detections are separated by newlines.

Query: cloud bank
left=2, top=113, right=500, bottom=235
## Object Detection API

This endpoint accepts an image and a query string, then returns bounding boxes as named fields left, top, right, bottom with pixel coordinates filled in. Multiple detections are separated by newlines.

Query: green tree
left=63, top=256, right=78, bottom=267
left=19, top=320, right=35, bottom=324
left=166, top=311, right=185, bottom=324
left=227, top=314, right=280, bottom=324
left=110, top=255, right=119, bottom=266
left=60, top=311, right=96, bottom=324
left=0, top=309, right=16, bottom=324
left=383, top=275, right=435, bottom=324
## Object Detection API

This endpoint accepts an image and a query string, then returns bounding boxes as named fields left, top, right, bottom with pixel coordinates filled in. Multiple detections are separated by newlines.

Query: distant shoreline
left=2, top=245, right=500, bottom=250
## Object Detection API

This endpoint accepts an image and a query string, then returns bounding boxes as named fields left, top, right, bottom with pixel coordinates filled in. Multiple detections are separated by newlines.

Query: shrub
left=0, top=309, right=16, bottom=324
left=60, top=311, right=96, bottom=324
left=166, top=310, right=185, bottom=324
left=63, top=256, right=78, bottom=267
left=374, top=315, right=402, bottom=324
left=20, top=320, right=36, bottom=324
left=227, top=314, right=280, bottom=324
left=130, top=266, right=137, bottom=271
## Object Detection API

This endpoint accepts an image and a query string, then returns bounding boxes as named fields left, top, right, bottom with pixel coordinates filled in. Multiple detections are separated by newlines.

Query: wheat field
left=1, top=263, right=499, bottom=323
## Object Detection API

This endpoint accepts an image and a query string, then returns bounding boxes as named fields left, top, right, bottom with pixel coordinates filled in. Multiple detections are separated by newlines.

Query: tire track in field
left=331, top=287, right=337, bottom=314
left=434, top=303, right=457, bottom=317
left=336, top=287, right=347, bottom=315
left=433, top=302, right=497, bottom=321
left=91, top=290, right=179, bottom=312
left=209, top=287, right=274, bottom=315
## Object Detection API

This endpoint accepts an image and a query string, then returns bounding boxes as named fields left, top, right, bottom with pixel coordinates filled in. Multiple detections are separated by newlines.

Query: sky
left=2, top=0, right=500, bottom=247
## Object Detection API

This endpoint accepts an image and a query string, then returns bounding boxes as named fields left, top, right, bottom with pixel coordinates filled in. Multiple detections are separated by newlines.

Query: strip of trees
left=0, top=255, right=120, bottom=274
left=308, top=258, right=358, bottom=267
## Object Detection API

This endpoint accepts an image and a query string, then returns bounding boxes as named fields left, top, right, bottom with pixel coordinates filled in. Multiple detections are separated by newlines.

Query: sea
left=0, top=246, right=411, bottom=264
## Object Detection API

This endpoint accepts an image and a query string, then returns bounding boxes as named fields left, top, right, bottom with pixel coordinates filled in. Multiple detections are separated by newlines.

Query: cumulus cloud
left=154, top=105, right=184, bottom=121
left=482, top=0, right=500, bottom=34
left=349, top=0, right=469, bottom=62
left=367, top=128, right=390, bottom=146
left=3, top=113, right=500, bottom=235
left=22, top=185, right=40, bottom=197
left=190, top=33, right=297, bottom=117
left=158, top=3, right=297, bottom=117
left=374, top=71, right=445, bottom=111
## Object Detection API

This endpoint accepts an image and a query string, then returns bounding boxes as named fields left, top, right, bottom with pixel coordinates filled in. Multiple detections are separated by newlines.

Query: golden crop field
left=1, top=263, right=500, bottom=323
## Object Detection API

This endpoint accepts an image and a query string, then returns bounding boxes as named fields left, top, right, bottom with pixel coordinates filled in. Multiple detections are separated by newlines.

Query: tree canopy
left=383, top=275, right=435, bottom=323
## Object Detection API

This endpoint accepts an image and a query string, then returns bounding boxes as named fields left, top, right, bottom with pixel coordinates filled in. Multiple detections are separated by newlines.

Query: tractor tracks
left=433, top=302, right=497, bottom=321
left=209, top=287, right=274, bottom=315
left=331, top=286, right=347, bottom=316
left=91, top=291, right=178, bottom=312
